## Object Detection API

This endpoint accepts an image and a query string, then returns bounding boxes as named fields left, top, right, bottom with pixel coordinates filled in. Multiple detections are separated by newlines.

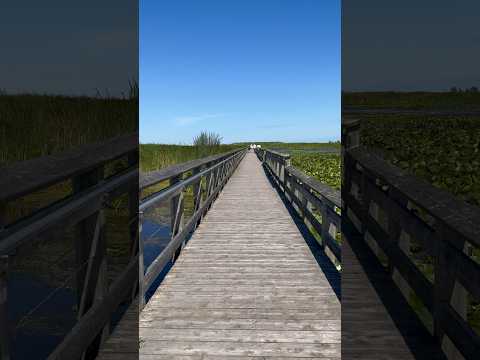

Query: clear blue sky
left=140, top=0, right=340, bottom=144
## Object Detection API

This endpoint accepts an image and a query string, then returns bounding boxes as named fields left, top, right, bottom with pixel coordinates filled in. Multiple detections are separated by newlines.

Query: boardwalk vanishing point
left=3, top=130, right=477, bottom=359
left=98, top=133, right=475, bottom=359
left=138, top=152, right=341, bottom=358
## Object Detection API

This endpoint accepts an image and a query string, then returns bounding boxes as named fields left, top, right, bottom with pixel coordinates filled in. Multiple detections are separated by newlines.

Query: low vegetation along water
left=347, top=92, right=480, bottom=336
left=140, top=142, right=341, bottom=189
left=1, top=91, right=137, bottom=358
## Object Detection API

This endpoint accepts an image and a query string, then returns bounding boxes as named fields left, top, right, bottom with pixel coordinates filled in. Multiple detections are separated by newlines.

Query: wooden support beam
left=0, top=255, right=9, bottom=360
left=72, top=166, right=107, bottom=360
left=138, top=211, right=146, bottom=309
left=0, top=203, right=9, bottom=360
left=170, top=176, right=184, bottom=262
left=127, top=152, right=139, bottom=301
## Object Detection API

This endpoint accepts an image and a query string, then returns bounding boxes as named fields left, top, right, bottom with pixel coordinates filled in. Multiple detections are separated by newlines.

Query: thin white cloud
left=172, top=113, right=226, bottom=126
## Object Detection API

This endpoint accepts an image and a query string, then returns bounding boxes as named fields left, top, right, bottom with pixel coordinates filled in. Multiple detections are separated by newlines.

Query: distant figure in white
left=249, top=144, right=262, bottom=150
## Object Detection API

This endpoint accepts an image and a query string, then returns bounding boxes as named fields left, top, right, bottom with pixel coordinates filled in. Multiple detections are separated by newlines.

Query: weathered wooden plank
left=138, top=356, right=335, bottom=360
left=139, top=151, right=341, bottom=358
left=140, top=341, right=340, bottom=358
left=0, top=168, right=137, bottom=254
left=47, top=256, right=138, bottom=360
left=0, top=133, right=137, bottom=203
left=140, top=328, right=340, bottom=343
left=97, top=299, right=139, bottom=360
left=342, top=215, right=447, bottom=360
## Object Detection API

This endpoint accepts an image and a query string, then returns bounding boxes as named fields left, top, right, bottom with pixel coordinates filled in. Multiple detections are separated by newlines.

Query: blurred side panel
left=342, top=1, right=480, bottom=359
left=0, top=1, right=139, bottom=359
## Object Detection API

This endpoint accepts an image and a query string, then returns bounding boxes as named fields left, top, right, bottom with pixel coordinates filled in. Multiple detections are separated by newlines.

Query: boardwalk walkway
left=139, top=152, right=341, bottom=358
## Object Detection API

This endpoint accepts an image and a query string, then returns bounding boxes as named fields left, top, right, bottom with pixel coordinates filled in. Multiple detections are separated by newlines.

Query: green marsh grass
left=347, top=92, right=480, bottom=336
left=1, top=91, right=137, bottom=296
left=0, top=92, right=137, bottom=166
left=140, top=143, right=241, bottom=172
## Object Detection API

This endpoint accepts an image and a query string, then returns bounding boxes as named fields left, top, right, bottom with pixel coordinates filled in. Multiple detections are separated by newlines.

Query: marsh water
left=141, top=217, right=173, bottom=301
left=7, top=209, right=133, bottom=359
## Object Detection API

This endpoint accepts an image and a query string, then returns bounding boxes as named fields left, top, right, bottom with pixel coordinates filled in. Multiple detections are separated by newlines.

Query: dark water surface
left=8, top=274, right=76, bottom=359
left=7, top=215, right=185, bottom=359
left=141, top=218, right=177, bottom=302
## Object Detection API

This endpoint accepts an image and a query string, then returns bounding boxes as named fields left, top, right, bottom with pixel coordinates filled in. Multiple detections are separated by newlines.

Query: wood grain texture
left=342, top=216, right=447, bottom=360
left=0, top=133, right=137, bottom=202
left=140, top=151, right=340, bottom=359
left=97, top=299, right=139, bottom=360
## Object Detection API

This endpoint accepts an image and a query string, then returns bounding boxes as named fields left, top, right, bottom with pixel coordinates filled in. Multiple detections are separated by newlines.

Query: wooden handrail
left=0, top=136, right=139, bottom=360
left=348, top=147, right=480, bottom=247
left=255, top=148, right=341, bottom=267
left=139, top=149, right=247, bottom=309
left=285, top=166, right=341, bottom=209
left=0, top=133, right=138, bottom=203
left=47, top=255, right=138, bottom=360
left=140, top=148, right=243, bottom=190
left=343, top=145, right=480, bottom=360
left=0, top=168, right=137, bottom=255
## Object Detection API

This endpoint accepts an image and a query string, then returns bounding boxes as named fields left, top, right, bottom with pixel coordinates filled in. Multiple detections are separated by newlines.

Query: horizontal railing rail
left=1, top=133, right=138, bottom=203
left=255, top=148, right=341, bottom=268
left=343, top=146, right=480, bottom=360
left=139, top=148, right=247, bottom=309
left=0, top=133, right=139, bottom=360
left=140, top=149, right=242, bottom=190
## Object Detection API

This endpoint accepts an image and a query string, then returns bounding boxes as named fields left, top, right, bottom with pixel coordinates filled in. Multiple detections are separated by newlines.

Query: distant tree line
left=450, top=86, right=478, bottom=93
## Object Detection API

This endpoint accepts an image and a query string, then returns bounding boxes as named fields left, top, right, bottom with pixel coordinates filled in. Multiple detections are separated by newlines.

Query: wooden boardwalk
left=139, top=152, right=341, bottom=358
left=341, top=219, right=446, bottom=360
left=97, top=299, right=139, bottom=359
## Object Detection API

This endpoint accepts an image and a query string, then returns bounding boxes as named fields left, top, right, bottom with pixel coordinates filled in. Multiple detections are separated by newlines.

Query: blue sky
left=140, top=0, right=340, bottom=144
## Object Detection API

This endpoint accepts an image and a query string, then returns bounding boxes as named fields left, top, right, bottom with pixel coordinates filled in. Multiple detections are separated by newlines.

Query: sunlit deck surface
left=138, top=152, right=341, bottom=358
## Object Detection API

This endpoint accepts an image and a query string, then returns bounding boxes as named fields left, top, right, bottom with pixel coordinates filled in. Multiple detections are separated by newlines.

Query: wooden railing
left=139, top=148, right=247, bottom=309
left=343, top=146, right=480, bottom=360
left=255, top=148, right=341, bottom=267
left=0, top=133, right=139, bottom=360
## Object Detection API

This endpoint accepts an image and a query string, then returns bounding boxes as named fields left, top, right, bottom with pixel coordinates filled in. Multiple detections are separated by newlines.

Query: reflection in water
left=141, top=218, right=172, bottom=302
left=142, top=218, right=171, bottom=269
left=8, top=274, right=76, bottom=359
left=7, top=215, right=182, bottom=358
left=141, top=216, right=194, bottom=302
left=7, top=211, right=133, bottom=359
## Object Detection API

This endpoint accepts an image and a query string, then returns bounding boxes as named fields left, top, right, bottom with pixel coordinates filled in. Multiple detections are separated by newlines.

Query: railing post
left=320, top=202, right=330, bottom=251
left=72, top=166, right=107, bottom=359
left=0, top=202, right=9, bottom=360
left=128, top=151, right=139, bottom=300
left=139, top=210, right=145, bottom=309
left=0, top=255, right=9, bottom=360
left=282, top=155, right=291, bottom=192
left=205, top=162, right=214, bottom=211
left=170, top=175, right=185, bottom=261
left=192, top=166, right=203, bottom=229
left=434, top=226, right=467, bottom=360
left=285, top=173, right=293, bottom=204
left=342, top=118, right=360, bottom=149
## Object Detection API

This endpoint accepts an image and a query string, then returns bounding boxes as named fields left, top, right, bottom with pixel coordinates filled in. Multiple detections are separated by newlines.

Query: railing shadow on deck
left=343, top=120, right=480, bottom=360
left=138, top=148, right=247, bottom=309
left=254, top=147, right=342, bottom=300
left=0, top=133, right=139, bottom=360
